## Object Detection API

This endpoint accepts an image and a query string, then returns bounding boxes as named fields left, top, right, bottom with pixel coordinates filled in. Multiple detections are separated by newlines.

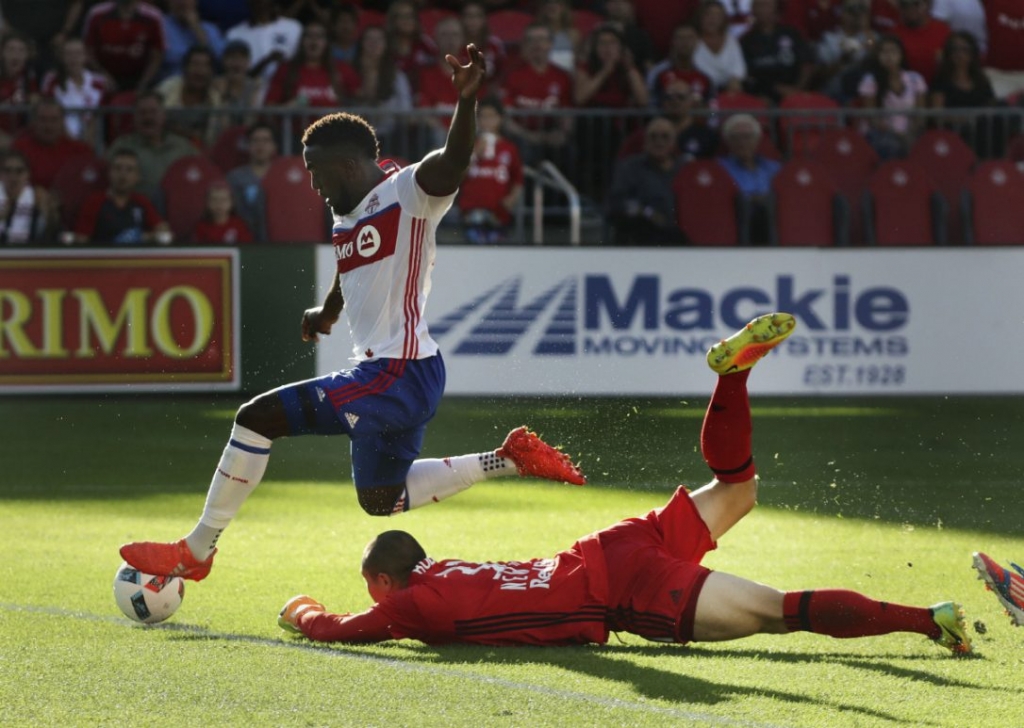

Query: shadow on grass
left=159, top=622, right=990, bottom=725
left=2, top=394, right=1021, bottom=535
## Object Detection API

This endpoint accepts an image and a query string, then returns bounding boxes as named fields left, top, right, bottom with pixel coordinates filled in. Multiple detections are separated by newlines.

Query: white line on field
left=1, top=602, right=788, bottom=728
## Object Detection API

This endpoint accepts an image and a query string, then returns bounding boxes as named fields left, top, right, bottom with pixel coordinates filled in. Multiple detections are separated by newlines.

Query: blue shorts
left=272, top=353, right=446, bottom=489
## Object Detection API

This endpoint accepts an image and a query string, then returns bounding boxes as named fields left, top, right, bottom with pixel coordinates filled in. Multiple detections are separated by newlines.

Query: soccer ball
left=113, top=561, right=185, bottom=624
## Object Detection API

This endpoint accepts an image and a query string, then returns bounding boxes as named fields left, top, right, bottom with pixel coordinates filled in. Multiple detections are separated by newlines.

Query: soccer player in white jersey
left=121, top=43, right=585, bottom=582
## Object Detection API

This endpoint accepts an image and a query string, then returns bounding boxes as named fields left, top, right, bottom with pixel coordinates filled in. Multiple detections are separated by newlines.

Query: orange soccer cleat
left=119, top=538, right=216, bottom=582
left=497, top=426, right=586, bottom=486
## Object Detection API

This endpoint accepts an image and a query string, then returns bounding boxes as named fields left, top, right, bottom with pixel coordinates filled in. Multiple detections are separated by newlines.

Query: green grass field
left=1, top=394, right=1021, bottom=727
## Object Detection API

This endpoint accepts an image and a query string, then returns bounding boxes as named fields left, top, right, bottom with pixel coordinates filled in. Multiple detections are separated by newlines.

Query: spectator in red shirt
left=457, top=97, right=523, bottom=244
left=982, top=0, right=1024, bottom=99
left=892, top=0, right=950, bottom=83
left=42, top=37, right=109, bottom=142
left=83, top=0, right=166, bottom=93
left=647, top=24, right=715, bottom=106
left=192, top=181, right=253, bottom=244
left=575, top=23, right=649, bottom=198
left=0, top=33, right=40, bottom=140
left=460, top=1, right=507, bottom=93
left=264, top=19, right=361, bottom=109
left=417, top=17, right=470, bottom=148
left=264, top=19, right=361, bottom=148
left=11, top=98, right=95, bottom=189
left=384, top=0, right=436, bottom=83
left=73, top=148, right=171, bottom=245
left=501, top=24, right=575, bottom=168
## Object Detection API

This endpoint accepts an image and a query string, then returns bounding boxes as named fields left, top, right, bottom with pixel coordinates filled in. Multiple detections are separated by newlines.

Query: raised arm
left=415, top=44, right=487, bottom=198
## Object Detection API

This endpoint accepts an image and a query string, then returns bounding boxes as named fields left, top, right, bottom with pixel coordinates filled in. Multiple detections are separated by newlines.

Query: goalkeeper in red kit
left=279, top=313, right=972, bottom=655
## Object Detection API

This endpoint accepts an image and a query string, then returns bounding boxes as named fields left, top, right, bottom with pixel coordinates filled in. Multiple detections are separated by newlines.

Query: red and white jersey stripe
left=331, top=161, right=454, bottom=362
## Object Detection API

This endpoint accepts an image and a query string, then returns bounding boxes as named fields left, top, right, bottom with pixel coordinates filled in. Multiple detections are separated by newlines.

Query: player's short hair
left=362, top=530, right=426, bottom=581
left=301, top=112, right=380, bottom=160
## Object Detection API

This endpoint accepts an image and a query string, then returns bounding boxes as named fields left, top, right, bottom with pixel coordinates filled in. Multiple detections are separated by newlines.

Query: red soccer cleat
left=497, top=426, right=586, bottom=486
left=120, top=538, right=216, bottom=582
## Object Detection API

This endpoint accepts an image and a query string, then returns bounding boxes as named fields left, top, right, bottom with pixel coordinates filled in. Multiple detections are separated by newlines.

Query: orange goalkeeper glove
left=278, top=595, right=326, bottom=634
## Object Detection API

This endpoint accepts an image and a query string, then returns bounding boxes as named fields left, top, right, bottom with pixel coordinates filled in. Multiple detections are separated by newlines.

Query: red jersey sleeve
left=298, top=607, right=394, bottom=643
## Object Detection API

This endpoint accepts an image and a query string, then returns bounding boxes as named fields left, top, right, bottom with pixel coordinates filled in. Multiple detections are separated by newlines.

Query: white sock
left=404, top=451, right=517, bottom=510
left=185, top=424, right=272, bottom=559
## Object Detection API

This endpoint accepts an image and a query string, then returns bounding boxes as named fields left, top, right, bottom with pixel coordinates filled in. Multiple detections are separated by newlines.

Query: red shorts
left=595, top=486, right=717, bottom=643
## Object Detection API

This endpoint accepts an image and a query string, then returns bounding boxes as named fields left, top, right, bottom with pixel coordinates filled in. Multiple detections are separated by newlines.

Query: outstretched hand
left=278, top=595, right=326, bottom=634
left=446, top=43, right=487, bottom=100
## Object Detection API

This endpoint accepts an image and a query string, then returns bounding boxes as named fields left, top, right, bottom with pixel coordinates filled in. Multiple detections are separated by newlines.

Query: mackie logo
left=430, top=277, right=577, bottom=356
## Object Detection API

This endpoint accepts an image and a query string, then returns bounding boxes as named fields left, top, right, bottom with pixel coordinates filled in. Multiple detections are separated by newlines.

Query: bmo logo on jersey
left=356, top=225, right=381, bottom=257
left=332, top=205, right=400, bottom=273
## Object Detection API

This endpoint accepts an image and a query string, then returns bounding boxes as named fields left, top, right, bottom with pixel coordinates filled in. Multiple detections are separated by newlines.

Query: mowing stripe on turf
left=1, top=602, right=786, bottom=728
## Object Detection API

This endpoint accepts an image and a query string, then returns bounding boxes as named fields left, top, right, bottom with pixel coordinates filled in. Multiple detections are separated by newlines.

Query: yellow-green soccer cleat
left=930, top=601, right=972, bottom=655
left=707, top=313, right=797, bottom=375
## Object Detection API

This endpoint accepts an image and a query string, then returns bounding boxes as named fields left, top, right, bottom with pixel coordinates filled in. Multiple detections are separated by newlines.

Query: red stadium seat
left=50, top=154, right=108, bottom=230
left=810, top=128, right=878, bottom=245
left=713, top=91, right=771, bottom=132
left=963, top=161, right=1024, bottom=245
left=909, top=129, right=976, bottom=244
left=208, top=124, right=250, bottom=174
left=771, top=159, right=847, bottom=246
left=160, top=155, right=224, bottom=240
left=487, top=10, right=534, bottom=46
left=778, top=92, right=842, bottom=156
left=672, top=160, right=742, bottom=245
left=865, top=159, right=946, bottom=246
left=262, top=155, right=329, bottom=243
left=1009, top=135, right=1024, bottom=162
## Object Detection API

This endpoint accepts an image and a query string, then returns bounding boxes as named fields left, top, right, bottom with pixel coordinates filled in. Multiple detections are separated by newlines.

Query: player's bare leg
left=691, top=571, right=971, bottom=654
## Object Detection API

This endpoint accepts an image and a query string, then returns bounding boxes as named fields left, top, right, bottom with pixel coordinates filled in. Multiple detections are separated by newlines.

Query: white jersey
left=331, top=161, right=455, bottom=363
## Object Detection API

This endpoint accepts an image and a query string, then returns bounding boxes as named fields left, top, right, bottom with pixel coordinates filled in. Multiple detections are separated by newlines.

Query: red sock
left=783, top=590, right=940, bottom=639
left=700, top=370, right=755, bottom=483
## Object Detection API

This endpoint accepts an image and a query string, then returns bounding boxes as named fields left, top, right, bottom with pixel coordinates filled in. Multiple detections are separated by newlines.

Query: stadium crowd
left=0, top=0, right=1022, bottom=246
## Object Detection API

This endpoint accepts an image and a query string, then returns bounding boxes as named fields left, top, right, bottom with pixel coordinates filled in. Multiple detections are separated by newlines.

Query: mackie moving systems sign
left=0, top=250, right=240, bottom=392
left=316, top=247, right=1024, bottom=396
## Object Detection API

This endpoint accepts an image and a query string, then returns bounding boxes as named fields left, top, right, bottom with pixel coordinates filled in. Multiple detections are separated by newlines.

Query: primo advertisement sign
left=0, top=249, right=240, bottom=393
left=316, top=247, right=1024, bottom=396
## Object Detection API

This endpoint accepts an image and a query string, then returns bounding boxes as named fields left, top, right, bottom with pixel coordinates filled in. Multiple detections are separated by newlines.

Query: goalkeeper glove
left=278, top=595, right=326, bottom=634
